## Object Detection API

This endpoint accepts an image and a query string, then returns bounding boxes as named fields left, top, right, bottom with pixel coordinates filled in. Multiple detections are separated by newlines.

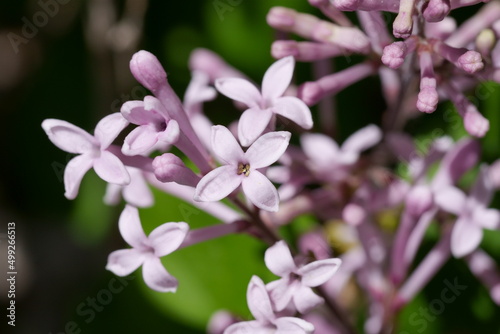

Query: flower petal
left=142, top=256, right=179, bottom=292
left=149, top=222, right=189, bottom=257
left=194, top=165, right=243, bottom=202
left=262, top=56, right=295, bottom=100
left=451, top=218, right=483, bottom=258
left=211, top=125, right=245, bottom=164
left=63, top=154, right=94, bottom=200
left=273, top=96, right=313, bottom=129
left=298, top=258, right=342, bottom=287
left=245, top=131, right=291, bottom=169
left=122, top=126, right=159, bottom=156
left=275, top=317, right=315, bottom=334
left=42, top=119, right=96, bottom=154
left=265, top=240, right=297, bottom=277
left=267, top=278, right=296, bottom=312
left=238, top=108, right=274, bottom=147
left=93, top=150, right=130, bottom=185
left=341, top=124, right=382, bottom=153
left=242, top=171, right=279, bottom=212
left=292, top=285, right=324, bottom=314
left=94, top=113, right=129, bottom=149
left=157, top=120, right=180, bottom=144
left=122, top=169, right=154, bottom=208
left=247, top=276, right=275, bottom=323
left=144, top=95, right=171, bottom=120
left=472, top=208, right=500, bottom=230
left=223, top=321, right=273, bottom=334
left=106, top=248, right=146, bottom=276
left=118, top=205, right=149, bottom=249
left=215, top=77, right=262, bottom=108
left=434, top=187, right=467, bottom=215
left=301, top=133, right=339, bottom=166
left=470, top=166, right=494, bottom=207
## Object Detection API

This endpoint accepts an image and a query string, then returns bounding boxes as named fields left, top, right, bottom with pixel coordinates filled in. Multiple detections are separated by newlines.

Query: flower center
left=158, top=121, right=167, bottom=132
left=237, top=163, right=251, bottom=177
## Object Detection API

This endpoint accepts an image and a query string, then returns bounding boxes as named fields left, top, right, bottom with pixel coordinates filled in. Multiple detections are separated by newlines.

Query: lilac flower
left=215, top=56, right=312, bottom=146
left=224, top=276, right=314, bottom=334
left=265, top=241, right=342, bottom=313
left=42, top=113, right=130, bottom=199
left=194, top=125, right=290, bottom=212
left=106, top=205, right=189, bottom=292
left=121, top=95, right=180, bottom=156
left=435, top=166, right=500, bottom=258
left=104, top=167, right=154, bottom=208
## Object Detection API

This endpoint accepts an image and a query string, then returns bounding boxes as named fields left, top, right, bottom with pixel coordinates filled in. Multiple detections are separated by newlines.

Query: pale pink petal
left=42, top=119, right=96, bottom=154
left=341, top=124, right=382, bottom=153
left=104, top=183, right=122, bottom=205
left=106, top=248, right=146, bottom=276
left=242, top=171, right=279, bottom=212
left=245, top=132, right=291, bottom=169
left=267, top=278, right=296, bottom=312
left=142, top=256, right=178, bottom=292
left=472, top=208, right=500, bottom=230
left=94, top=113, right=129, bottom=149
left=301, top=133, right=339, bottom=166
left=292, top=285, right=324, bottom=314
left=194, top=165, right=243, bottom=202
left=264, top=240, right=297, bottom=276
left=215, top=77, right=262, bottom=108
left=275, top=317, right=315, bottom=334
left=211, top=125, right=245, bottom=164
left=298, top=258, right=342, bottom=287
left=149, top=222, right=189, bottom=257
left=157, top=120, right=180, bottom=144
left=238, top=108, right=274, bottom=147
left=247, top=276, right=275, bottom=324
left=122, top=126, right=159, bottom=156
left=144, top=95, right=171, bottom=120
left=273, top=96, right=313, bottom=130
left=434, top=187, right=467, bottom=215
left=121, top=100, right=149, bottom=124
left=262, top=56, right=295, bottom=100
left=223, top=321, right=273, bottom=334
left=93, top=150, right=130, bottom=185
left=122, top=169, right=154, bottom=208
left=64, top=154, right=94, bottom=200
left=470, top=166, right=494, bottom=206
left=118, top=205, right=149, bottom=249
left=451, top=218, right=483, bottom=258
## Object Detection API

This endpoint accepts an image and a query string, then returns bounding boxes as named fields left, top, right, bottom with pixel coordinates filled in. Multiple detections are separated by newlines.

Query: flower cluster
left=43, top=1, right=500, bottom=333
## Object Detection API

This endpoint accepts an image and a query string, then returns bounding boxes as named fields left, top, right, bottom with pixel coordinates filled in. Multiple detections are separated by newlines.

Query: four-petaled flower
left=106, top=205, right=189, bottom=292
left=42, top=113, right=130, bottom=199
left=223, top=276, right=315, bottom=334
left=435, top=166, right=500, bottom=258
left=215, top=56, right=312, bottom=146
left=265, top=241, right=342, bottom=313
left=194, top=125, right=290, bottom=212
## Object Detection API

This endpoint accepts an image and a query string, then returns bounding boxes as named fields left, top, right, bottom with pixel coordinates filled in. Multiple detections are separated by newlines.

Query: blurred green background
left=1, top=0, right=500, bottom=333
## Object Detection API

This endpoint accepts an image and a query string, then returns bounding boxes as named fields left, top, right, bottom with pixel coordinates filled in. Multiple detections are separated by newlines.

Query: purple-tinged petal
left=215, top=77, right=262, bottom=108
left=63, top=154, right=94, bottom=200
left=298, top=258, right=342, bottom=287
left=341, top=124, right=382, bottom=153
left=157, top=120, right=180, bottom=144
left=265, top=241, right=297, bottom=277
left=223, top=321, right=273, bottom=334
left=149, top=222, right=189, bottom=257
left=122, top=126, right=159, bottom=156
left=106, top=248, right=146, bottom=276
left=184, top=71, right=217, bottom=110
left=238, top=108, right=274, bottom=147
left=42, top=119, right=96, bottom=154
left=246, top=132, right=291, bottom=169
left=247, top=276, right=275, bottom=324
left=434, top=187, right=466, bottom=215
left=94, top=150, right=130, bottom=185
left=451, top=218, right=483, bottom=258
left=262, top=56, right=295, bottom=100
left=470, top=166, right=494, bottom=206
left=142, top=256, right=178, bottom=292
left=242, top=171, right=279, bottom=212
left=292, top=285, right=324, bottom=314
left=194, top=165, right=243, bottom=202
left=144, top=95, right=171, bottom=120
left=129, top=50, right=167, bottom=94
left=301, top=133, right=339, bottom=166
left=94, top=113, right=129, bottom=149
left=121, top=100, right=149, bottom=124
left=122, top=169, right=154, bottom=208
left=273, top=96, right=313, bottom=130
left=118, top=205, right=149, bottom=249
left=211, top=125, right=245, bottom=164
left=472, top=208, right=500, bottom=230
left=275, top=317, right=315, bottom=334
left=104, top=183, right=122, bottom=206
left=406, top=185, right=434, bottom=216
left=267, top=278, right=296, bottom=312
